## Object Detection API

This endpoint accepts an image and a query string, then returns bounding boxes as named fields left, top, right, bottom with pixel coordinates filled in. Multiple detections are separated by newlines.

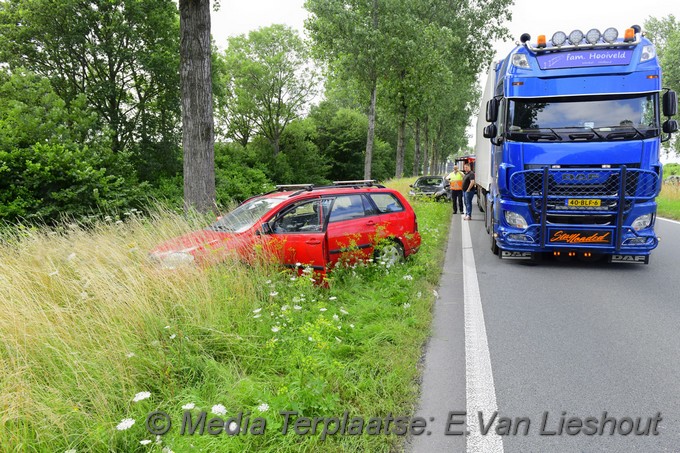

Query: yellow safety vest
left=448, top=171, right=463, bottom=190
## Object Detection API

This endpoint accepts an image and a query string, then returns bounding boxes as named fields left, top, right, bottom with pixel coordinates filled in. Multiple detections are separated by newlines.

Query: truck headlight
left=640, top=45, right=656, bottom=62
left=512, top=54, right=530, bottom=68
left=632, top=213, right=653, bottom=231
left=504, top=211, right=528, bottom=229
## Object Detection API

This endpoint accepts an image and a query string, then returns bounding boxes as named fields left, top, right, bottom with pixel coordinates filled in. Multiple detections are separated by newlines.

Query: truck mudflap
left=609, top=254, right=649, bottom=264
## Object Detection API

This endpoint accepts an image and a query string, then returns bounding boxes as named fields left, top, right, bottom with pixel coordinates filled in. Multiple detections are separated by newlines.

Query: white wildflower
left=162, top=448, right=174, bottom=453
left=290, top=276, right=297, bottom=281
left=403, top=303, right=411, bottom=309
left=48, top=270, right=59, bottom=277
left=66, top=252, right=77, bottom=261
left=253, top=314, right=262, bottom=319
left=319, top=308, right=327, bottom=312
left=295, top=262, right=302, bottom=267
left=269, top=291, right=278, bottom=297
left=403, top=275, right=413, bottom=281
left=293, top=305, right=302, bottom=310
left=211, top=404, right=227, bottom=416
left=140, top=440, right=152, bottom=445
left=116, top=418, right=135, bottom=431
left=417, top=291, right=422, bottom=298
left=257, top=403, right=270, bottom=412
left=329, top=296, right=337, bottom=301
left=308, top=336, right=314, bottom=342
left=281, top=305, right=289, bottom=311
left=253, top=308, right=262, bottom=313
left=164, top=325, right=171, bottom=329
left=125, top=352, right=135, bottom=358
left=132, top=391, right=151, bottom=402
left=271, top=326, right=280, bottom=333
left=169, top=334, right=176, bottom=340
left=335, top=337, right=342, bottom=343
left=182, top=403, right=195, bottom=410
left=433, top=289, right=439, bottom=298
left=65, top=450, right=77, bottom=453
left=265, top=280, right=272, bottom=284
left=340, top=308, right=349, bottom=315
left=333, top=314, right=339, bottom=321
left=228, top=421, right=239, bottom=432
left=350, top=324, right=355, bottom=329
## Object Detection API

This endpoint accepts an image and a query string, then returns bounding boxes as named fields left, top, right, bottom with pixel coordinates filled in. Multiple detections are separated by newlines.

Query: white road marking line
left=462, top=219, right=504, bottom=453
left=658, top=216, right=680, bottom=226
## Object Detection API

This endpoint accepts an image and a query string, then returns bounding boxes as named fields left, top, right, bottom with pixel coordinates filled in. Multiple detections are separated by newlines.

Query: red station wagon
left=149, top=181, right=422, bottom=275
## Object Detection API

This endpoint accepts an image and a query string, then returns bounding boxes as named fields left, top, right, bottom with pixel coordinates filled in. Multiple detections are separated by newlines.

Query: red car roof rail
left=332, top=179, right=378, bottom=186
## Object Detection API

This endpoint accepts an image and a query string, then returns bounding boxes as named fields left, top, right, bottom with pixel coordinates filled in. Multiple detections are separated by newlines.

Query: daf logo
left=561, top=173, right=599, bottom=181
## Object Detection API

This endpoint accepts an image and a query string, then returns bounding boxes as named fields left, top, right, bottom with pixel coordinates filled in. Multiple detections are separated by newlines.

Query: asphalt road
left=410, top=214, right=680, bottom=453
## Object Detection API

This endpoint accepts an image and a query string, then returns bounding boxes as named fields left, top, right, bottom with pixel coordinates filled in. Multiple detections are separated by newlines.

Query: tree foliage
left=221, top=24, right=319, bottom=155
left=0, top=0, right=181, bottom=168
left=0, top=68, right=143, bottom=222
left=646, top=15, right=680, bottom=156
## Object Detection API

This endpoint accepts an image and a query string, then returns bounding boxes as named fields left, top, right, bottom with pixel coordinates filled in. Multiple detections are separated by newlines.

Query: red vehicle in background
left=149, top=181, right=421, bottom=275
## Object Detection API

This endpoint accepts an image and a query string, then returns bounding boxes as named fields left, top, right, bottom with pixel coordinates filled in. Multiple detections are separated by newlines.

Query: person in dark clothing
left=462, top=163, right=475, bottom=220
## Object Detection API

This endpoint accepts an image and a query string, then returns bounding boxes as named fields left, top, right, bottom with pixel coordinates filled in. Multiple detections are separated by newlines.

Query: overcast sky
left=211, top=0, right=680, bottom=161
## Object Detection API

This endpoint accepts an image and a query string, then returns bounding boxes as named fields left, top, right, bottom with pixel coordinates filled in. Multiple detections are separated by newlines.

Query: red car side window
left=368, top=193, right=405, bottom=213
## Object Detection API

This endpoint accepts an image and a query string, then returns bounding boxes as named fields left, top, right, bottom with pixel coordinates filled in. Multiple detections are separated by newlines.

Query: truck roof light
left=537, top=34, right=547, bottom=48
left=585, top=29, right=601, bottom=45
left=552, top=31, right=567, bottom=46
left=568, top=29, right=583, bottom=45
left=624, top=28, right=635, bottom=42
left=603, top=27, right=618, bottom=44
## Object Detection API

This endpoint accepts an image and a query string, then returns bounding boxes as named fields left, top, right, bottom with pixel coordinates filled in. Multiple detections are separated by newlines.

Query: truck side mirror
left=486, top=98, right=499, bottom=123
left=663, top=90, right=677, bottom=117
left=483, top=124, right=497, bottom=138
left=663, top=119, right=678, bottom=134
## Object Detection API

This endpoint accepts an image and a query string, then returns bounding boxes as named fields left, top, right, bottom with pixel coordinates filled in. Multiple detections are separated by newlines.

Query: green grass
left=658, top=183, right=680, bottom=220
left=0, top=179, right=451, bottom=452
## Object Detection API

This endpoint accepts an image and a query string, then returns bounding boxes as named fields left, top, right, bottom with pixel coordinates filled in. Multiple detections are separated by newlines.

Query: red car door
left=325, top=194, right=378, bottom=266
left=265, top=198, right=331, bottom=272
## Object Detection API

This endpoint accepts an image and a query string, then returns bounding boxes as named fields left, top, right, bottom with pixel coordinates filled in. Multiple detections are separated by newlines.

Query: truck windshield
left=506, top=94, right=659, bottom=142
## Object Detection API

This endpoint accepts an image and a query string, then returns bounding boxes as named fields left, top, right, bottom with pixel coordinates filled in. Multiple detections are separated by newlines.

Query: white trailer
left=475, top=63, right=495, bottom=211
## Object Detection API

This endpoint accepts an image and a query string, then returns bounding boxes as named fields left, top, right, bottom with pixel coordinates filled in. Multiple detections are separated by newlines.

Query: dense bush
left=0, top=68, right=145, bottom=223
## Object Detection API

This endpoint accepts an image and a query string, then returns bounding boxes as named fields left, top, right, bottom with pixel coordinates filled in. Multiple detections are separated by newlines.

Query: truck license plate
left=566, top=199, right=601, bottom=207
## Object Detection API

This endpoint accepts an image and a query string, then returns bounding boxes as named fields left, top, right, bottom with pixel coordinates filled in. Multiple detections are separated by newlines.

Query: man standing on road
left=447, top=165, right=464, bottom=214
left=462, top=163, right=475, bottom=220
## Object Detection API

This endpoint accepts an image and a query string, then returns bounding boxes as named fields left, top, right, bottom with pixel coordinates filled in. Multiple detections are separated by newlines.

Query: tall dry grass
left=0, top=209, right=265, bottom=449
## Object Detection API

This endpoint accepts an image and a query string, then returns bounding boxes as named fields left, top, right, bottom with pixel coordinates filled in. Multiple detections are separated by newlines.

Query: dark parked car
left=409, top=175, right=450, bottom=201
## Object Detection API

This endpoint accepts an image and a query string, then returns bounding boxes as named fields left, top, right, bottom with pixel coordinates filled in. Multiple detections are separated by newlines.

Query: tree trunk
left=179, top=0, right=216, bottom=213
left=413, top=118, right=421, bottom=176
left=395, top=105, right=407, bottom=178
left=364, top=77, right=377, bottom=180
left=422, top=116, right=429, bottom=174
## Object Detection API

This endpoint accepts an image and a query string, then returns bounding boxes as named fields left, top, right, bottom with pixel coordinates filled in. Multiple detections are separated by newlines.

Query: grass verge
left=658, top=183, right=680, bottom=220
left=0, top=178, right=450, bottom=452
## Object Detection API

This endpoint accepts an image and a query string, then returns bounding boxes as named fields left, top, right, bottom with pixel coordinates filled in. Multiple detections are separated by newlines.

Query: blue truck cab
left=479, top=25, right=678, bottom=263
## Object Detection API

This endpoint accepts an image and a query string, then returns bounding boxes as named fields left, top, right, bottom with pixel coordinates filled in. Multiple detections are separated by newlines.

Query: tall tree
left=306, top=0, right=383, bottom=179
left=222, top=24, right=318, bottom=155
left=179, top=0, right=216, bottom=212
left=0, top=0, right=181, bottom=160
left=646, top=15, right=680, bottom=156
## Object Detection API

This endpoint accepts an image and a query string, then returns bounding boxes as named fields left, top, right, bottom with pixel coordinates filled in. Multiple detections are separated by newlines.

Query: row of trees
left=0, top=0, right=511, bottom=222
left=645, top=15, right=680, bottom=157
